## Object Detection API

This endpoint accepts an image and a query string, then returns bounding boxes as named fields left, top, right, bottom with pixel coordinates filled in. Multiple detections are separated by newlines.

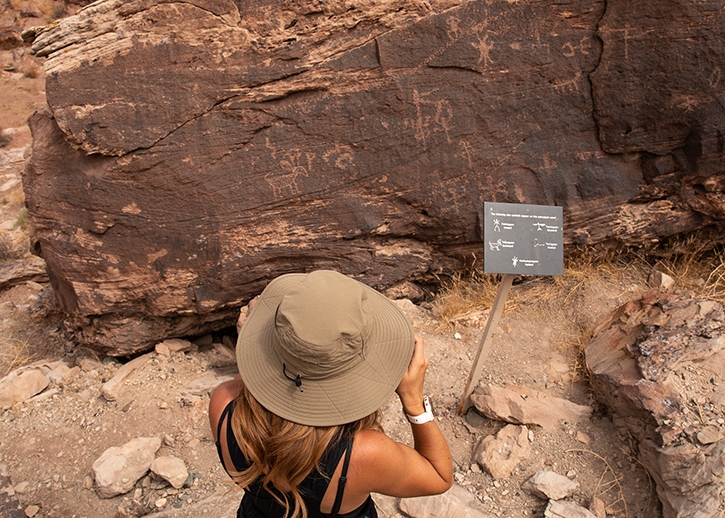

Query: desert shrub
left=14, top=207, right=28, bottom=230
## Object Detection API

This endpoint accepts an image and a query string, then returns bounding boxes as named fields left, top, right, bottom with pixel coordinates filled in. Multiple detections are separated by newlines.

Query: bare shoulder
left=351, top=429, right=407, bottom=472
left=208, top=375, right=241, bottom=440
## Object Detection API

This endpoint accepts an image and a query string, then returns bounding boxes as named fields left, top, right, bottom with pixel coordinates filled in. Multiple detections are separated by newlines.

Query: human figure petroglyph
left=458, top=140, right=475, bottom=170
left=472, top=31, right=494, bottom=68
left=265, top=150, right=310, bottom=198
left=411, top=89, right=454, bottom=146
left=603, top=24, right=654, bottom=60
left=677, top=96, right=700, bottom=113
left=709, top=67, right=721, bottom=89
left=446, top=16, right=462, bottom=39
left=540, top=154, right=558, bottom=176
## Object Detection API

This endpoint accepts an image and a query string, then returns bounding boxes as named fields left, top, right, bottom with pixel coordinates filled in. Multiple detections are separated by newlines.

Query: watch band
left=405, top=395, right=434, bottom=424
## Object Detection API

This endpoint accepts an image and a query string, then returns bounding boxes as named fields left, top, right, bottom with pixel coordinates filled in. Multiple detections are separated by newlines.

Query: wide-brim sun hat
left=236, top=270, right=415, bottom=426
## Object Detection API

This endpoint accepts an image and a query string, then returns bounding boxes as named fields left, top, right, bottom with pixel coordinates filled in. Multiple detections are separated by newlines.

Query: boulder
left=0, top=369, right=49, bottom=410
left=473, top=424, right=531, bottom=479
left=521, top=471, right=580, bottom=501
left=470, top=384, right=592, bottom=432
left=399, top=484, right=493, bottom=518
left=92, top=437, right=162, bottom=498
left=585, top=289, right=725, bottom=518
left=21, top=0, right=725, bottom=354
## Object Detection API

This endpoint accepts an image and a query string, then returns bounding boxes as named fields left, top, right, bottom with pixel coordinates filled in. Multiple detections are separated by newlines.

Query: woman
left=209, top=270, right=453, bottom=518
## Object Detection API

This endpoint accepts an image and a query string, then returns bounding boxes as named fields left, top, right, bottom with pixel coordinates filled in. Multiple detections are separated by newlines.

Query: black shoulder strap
left=216, top=400, right=234, bottom=445
left=330, top=438, right=354, bottom=515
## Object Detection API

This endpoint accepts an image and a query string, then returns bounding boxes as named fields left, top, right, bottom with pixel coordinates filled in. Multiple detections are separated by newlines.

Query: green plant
left=14, top=207, right=29, bottom=230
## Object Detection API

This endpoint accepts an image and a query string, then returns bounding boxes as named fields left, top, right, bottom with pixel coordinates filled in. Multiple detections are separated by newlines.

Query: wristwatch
left=405, top=395, right=434, bottom=424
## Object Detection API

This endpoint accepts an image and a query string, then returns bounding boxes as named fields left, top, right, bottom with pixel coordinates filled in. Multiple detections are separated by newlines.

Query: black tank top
left=215, top=401, right=378, bottom=518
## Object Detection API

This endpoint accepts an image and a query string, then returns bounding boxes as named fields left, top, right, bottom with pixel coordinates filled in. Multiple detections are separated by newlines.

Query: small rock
left=545, top=500, right=597, bottom=518
left=163, top=434, right=175, bottom=447
left=150, top=456, right=188, bottom=489
left=522, top=471, right=579, bottom=501
left=155, top=497, right=168, bottom=508
left=155, top=342, right=171, bottom=358
left=575, top=431, right=590, bottom=445
left=101, top=353, right=153, bottom=401
left=77, top=357, right=103, bottom=372
left=589, top=497, right=606, bottom=518
left=474, top=424, right=531, bottom=479
left=158, top=338, right=197, bottom=353
left=24, top=505, right=40, bottom=517
left=696, top=426, right=723, bottom=445
left=14, top=481, right=29, bottom=494
left=649, top=270, right=675, bottom=289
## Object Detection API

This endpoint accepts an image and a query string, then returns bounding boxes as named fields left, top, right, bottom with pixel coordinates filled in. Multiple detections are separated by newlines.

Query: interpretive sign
left=483, top=202, right=564, bottom=276
left=459, top=202, right=565, bottom=414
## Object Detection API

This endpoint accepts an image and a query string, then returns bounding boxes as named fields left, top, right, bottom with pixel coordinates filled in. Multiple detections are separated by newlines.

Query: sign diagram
left=483, top=202, right=564, bottom=276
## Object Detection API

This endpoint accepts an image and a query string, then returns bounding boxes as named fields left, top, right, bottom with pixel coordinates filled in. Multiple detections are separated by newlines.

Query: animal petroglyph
left=264, top=150, right=310, bottom=198
left=553, top=71, right=582, bottom=94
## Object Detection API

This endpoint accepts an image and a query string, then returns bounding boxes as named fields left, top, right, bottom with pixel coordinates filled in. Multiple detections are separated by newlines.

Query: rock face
left=21, top=0, right=725, bottom=354
left=585, top=290, right=725, bottom=518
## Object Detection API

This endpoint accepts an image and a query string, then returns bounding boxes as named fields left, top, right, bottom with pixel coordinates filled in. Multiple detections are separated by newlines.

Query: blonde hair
left=229, top=382, right=381, bottom=518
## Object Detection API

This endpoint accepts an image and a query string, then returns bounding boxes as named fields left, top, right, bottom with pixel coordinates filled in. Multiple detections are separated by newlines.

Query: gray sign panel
left=483, top=202, right=564, bottom=276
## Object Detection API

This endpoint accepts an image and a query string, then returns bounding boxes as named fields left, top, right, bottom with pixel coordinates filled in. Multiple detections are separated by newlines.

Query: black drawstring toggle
left=283, top=363, right=303, bottom=392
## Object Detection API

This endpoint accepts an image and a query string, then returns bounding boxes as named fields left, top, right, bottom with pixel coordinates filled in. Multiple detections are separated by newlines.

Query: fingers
left=396, top=336, right=428, bottom=412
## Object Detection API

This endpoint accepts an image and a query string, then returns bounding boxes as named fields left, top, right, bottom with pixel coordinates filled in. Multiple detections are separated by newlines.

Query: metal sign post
left=458, top=202, right=564, bottom=415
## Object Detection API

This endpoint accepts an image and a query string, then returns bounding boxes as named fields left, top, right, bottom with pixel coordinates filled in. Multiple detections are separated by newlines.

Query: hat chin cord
left=282, top=363, right=304, bottom=392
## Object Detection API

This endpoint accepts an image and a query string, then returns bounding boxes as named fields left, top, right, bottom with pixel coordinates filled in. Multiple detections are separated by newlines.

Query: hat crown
left=273, top=271, right=371, bottom=380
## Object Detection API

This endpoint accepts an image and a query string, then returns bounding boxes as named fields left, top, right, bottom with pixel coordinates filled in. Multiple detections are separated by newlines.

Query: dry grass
left=0, top=336, right=38, bottom=378
left=432, top=234, right=724, bottom=371
left=432, top=243, right=649, bottom=330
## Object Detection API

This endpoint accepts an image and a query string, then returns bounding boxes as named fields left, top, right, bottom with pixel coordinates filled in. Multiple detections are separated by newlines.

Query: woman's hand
left=395, top=336, right=428, bottom=416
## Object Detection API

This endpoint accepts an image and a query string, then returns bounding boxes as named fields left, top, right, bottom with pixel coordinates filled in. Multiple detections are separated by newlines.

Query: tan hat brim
left=236, top=273, right=415, bottom=426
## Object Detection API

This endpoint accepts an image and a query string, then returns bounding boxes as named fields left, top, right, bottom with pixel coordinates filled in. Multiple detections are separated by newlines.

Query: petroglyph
left=322, top=144, right=355, bottom=170
left=472, top=30, right=495, bottom=68
left=540, top=154, right=558, bottom=176
left=264, top=148, right=311, bottom=198
left=553, top=71, right=582, bottom=94
left=481, top=172, right=509, bottom=202
left=676, top=95, right=700, bottom=113
left=446, top=16, right=462, bottom=39
left=410, top=89, right=454, bottom=146
left=458, top=140, right=475, bottom=170
left=709, top=67, right=721, bottom=89
left=562, top=37, right=592, bottom=57
left=603, top=24, right=654, bottom=60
